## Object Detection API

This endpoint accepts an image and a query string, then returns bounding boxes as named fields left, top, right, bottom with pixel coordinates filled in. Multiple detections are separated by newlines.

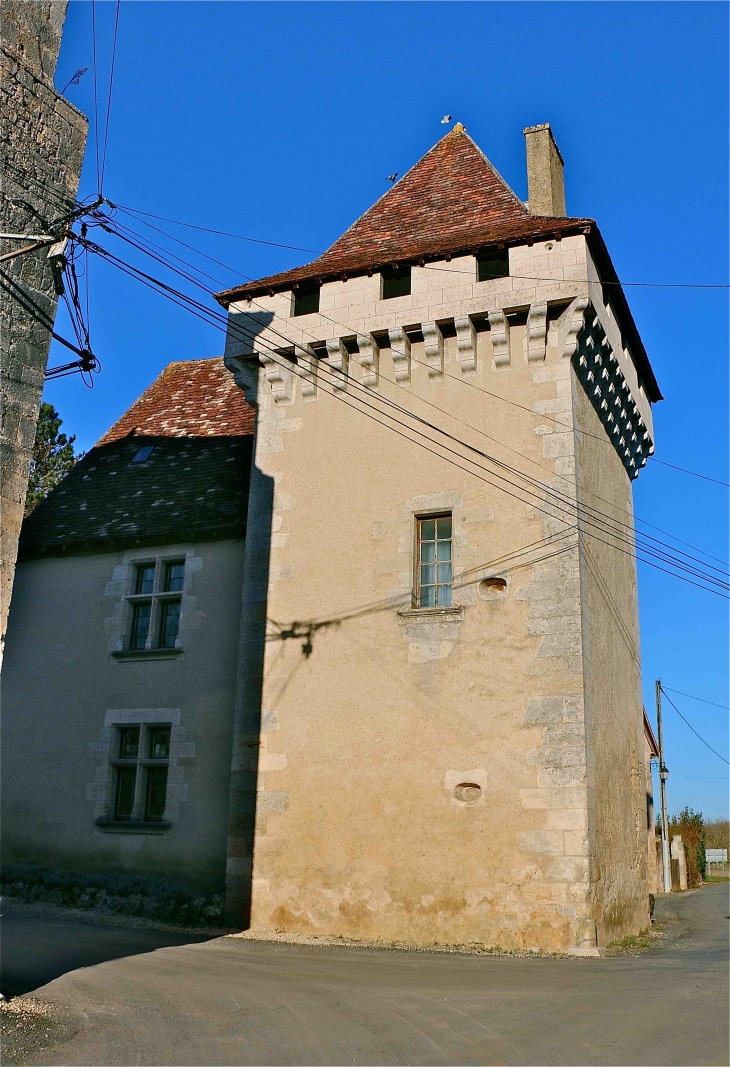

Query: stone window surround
left=88, top=708, right=194, bottom=834
left=105, top=547, right=203, bottom=660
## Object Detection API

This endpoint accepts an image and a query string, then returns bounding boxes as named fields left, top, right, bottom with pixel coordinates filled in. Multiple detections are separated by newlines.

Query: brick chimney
left=523, top=123, right=566, bottom=217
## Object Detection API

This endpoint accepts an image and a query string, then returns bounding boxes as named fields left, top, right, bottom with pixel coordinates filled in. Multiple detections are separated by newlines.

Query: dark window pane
left=477, top=248, right=509, bottom=281
left=164, top=562, right=185, bottom=592
left=159, top=600, right=181, bottom=648
left=420, top=519, right=436, bottom=541
left=420, top=585, right=436, bottom=608
left=437, top=562, right=452, bottom=584
left=135, top=565, right=155, bottom=594
left=149, top=727, right=171, bottom=759
left=145, top=766, right=168, bottom=821
left=293, top=287, right=320, bottom=316
left=130, top=602, right=151, bottom=649
left=436, top=585, right=452, bottom=607
left=420, top=540, right=436, bottom=563
left=119, top=726, right=140, bottom=759
left=420, top=564, right=435, bottom=588
left=381, top=265, right=411, bottom=299
left=436, top=516, right=452, bottom=539
left=114, top=765, right=137, bottom=819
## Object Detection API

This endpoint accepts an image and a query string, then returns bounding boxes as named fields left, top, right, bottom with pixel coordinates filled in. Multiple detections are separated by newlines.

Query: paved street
left=2, top=884, right=728, bottom=1066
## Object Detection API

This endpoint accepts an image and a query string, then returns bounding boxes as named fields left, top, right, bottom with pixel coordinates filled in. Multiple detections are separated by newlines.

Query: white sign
left=706, top=849, right=727, bottom=865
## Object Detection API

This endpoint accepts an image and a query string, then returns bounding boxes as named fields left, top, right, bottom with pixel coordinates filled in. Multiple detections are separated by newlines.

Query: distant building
left=1, top=1, right=88, bottom=652
left=3, top=125, right=662, bottom=952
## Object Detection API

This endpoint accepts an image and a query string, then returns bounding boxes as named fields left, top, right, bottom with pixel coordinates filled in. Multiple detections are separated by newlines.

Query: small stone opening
left=480, top=576, right=507, bottom=596
left=454, top=782, right=482, bottom=803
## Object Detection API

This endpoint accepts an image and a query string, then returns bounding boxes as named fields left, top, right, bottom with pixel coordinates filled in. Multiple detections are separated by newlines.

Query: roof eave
left=214, top=220, right=593, bottom=307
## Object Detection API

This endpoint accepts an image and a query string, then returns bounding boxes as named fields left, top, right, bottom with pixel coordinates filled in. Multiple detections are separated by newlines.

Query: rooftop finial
left=452, top=121, right=466, bottom=133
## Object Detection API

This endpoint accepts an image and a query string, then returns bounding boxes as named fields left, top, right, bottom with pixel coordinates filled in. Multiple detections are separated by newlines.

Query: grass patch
left=604, top=924, right=665, bottom=956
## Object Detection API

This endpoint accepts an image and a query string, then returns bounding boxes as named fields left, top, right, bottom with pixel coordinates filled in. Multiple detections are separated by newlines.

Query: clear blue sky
left=49, top=2, right=728, bottom=816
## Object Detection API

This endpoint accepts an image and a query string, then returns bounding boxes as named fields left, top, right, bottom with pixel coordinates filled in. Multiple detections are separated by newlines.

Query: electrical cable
left=91, top=0, right=101, bottom=195
left=660, top=687, right=729, bottom=765
left=112, top=206, right=730, bottom=535
left=83, top=219, right=726, bottom=591
left=99, top=0, right=121, bottom=195
left=94, top=217, right=729, bottom=590
left=109, top=209, right=730, bottom=499
left=112, top=202, right=730, bottom=289
left=661, top=688, right=729, bottom=711
left=78, top=231, right=728, bottom=598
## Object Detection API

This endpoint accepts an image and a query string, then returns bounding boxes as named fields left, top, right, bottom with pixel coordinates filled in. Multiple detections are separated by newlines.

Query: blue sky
left=49, top=2, right=728, bottom=816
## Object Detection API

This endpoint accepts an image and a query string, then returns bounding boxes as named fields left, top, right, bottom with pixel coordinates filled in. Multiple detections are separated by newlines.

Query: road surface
left=2, top=883, right=728, bottom=1066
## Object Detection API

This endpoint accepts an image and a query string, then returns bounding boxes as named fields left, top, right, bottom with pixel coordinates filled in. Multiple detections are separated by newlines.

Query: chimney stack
left=523, top=123, right=566, bottom=217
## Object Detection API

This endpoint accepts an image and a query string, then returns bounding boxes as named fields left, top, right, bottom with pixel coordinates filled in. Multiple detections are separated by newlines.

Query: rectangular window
left=119, top=726, right=140, bottom=759
left=110, top=723, right=172, bottom=824
left=148, top=726, right=171, bottom=759
left=381, top=265, right=411, bottom=299
left=114, top=765, right=137, bottom=820
left=144, top=765, right=169, bottom=821
left=159, top=600, right=181, bottom=648
left=130, top=602, right=151, bottom=649
left=164, top=561, right=185, bottom=592
left=293, top=285, right=320, bottom=316
left=417, top=514, right=452, bottom=607
left=135, top=564, right=155, bottom=594
left=477, top=248, right=509, bottom=281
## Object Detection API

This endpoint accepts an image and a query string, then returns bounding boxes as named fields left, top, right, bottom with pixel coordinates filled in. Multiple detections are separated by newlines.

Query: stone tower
left=1, top=0, right=88, bottom=651
left=217, top=124, right=661, bottom=951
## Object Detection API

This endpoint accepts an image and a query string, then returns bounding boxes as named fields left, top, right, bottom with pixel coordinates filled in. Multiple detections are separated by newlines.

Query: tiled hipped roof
left=216, top=126, right=593, bottom=303
left=97, top=357, right=255, bottom=444
left=20, top=357, right=255, bottom=557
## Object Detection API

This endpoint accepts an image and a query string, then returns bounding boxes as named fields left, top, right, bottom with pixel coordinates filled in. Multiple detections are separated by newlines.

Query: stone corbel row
left=227, top=300, right=558, bottom=406
left=572, top=303, right=654, bottom=479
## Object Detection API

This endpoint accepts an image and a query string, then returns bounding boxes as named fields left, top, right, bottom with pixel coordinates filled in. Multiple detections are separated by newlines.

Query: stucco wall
left=573, top=373, right=650, bottom=945
left=1, top=538, right=245, bottom=896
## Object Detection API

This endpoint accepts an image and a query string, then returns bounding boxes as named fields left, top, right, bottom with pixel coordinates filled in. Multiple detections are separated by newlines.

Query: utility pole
left=656, top=680, right=671, bottom=892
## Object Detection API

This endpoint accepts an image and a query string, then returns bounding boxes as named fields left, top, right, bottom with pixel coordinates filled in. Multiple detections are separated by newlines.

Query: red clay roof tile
left=97, top=356, right=255, bottom=446
left=216, top=126, right=593, bottom=303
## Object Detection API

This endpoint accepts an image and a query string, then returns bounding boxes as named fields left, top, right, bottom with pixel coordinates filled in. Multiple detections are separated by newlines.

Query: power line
left=82, top=218, right=725, bottom=589
left=99, top=0, right=121, bottom=195
left=90, top=0, right=101, bottom=194
left=98, top=217, right=729, bottom=593
left=79, top=228, right=728, bottom=599
left=660, top=687, right=729, bottom=765
left=670, top=774, right=728, bottom=781
left=112, top=205, right=730, bottom=525
left=112, top=202, right=730, bottom=289
left=661, top=688, right=729, bottom=711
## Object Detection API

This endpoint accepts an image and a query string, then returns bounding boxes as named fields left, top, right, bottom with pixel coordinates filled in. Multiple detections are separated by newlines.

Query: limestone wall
left=0, top=1, right=88, bottom=650
left=223, top=237, right=651, bottom=949
left=573, top=367, right=650, bottom=945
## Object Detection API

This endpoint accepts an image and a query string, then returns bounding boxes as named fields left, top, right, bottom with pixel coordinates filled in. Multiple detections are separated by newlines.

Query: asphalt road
left=2, top=883, right=728, bottom=1066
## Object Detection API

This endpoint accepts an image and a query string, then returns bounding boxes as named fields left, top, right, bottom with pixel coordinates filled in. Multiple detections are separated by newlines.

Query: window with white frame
left=126, top=558, right=185, bottom=651
left=112, top=723, right=171, bottom=823
left=416, top=513, right=453, bottom=607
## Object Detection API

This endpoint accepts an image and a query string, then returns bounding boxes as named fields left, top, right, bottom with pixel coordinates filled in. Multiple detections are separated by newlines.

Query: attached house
left=2, top=358, right=253, bottom=898
left=3, top=123, right=662, bottom=951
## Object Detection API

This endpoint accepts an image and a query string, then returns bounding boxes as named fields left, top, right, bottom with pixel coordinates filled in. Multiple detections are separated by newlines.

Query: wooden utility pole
left=656, top=680, right=671, bottom=892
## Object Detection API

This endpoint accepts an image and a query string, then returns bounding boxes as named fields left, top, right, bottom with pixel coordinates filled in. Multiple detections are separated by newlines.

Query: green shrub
left=668, top=808, right=706, bottom=887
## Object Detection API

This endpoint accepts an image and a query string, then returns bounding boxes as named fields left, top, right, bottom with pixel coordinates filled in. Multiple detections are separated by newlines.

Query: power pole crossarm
left=0, top=238, right=54, bottom=264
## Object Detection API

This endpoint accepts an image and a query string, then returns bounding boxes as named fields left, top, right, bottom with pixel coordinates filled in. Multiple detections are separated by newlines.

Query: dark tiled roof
left=216, top=126, right=593, bottom=303
left=97, top=357, right=255, bottom=445
left=19, top=435, right=252, bottom=558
